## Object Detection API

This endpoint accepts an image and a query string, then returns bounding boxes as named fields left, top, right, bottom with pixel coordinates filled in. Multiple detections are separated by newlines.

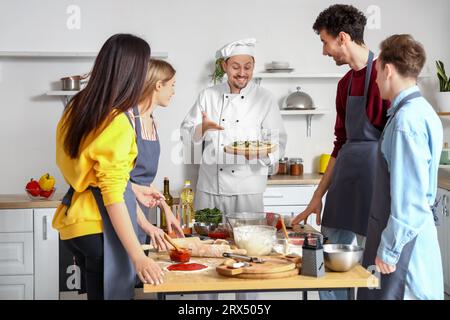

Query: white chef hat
left=215, top=38, right=257, bottom=60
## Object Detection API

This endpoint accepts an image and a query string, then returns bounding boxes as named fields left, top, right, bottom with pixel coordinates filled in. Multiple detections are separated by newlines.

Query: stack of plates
left=265, top=61, right=294, bottom=73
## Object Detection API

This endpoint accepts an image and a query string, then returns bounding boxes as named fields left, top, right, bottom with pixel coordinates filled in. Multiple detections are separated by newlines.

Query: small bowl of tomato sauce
left=169, top=248, right=191, bottom=263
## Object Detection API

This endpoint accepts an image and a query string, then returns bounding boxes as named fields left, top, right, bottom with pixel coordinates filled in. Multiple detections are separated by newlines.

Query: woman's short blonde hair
left=140, top=59, right=176, bottom=109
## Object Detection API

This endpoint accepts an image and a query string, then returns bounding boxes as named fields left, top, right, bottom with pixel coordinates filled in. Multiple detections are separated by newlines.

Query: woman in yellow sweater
left=53, top=34, right=167, bottom=300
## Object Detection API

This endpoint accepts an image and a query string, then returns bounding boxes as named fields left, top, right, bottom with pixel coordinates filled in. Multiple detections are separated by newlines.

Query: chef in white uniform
left=181, top=38, right=287, bottom=215
left=181, top=38, right=287, bottom=300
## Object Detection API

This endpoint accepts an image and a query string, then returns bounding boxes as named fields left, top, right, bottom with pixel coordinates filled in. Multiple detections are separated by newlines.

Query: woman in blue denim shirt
left=358, top=34, right=444, bottom=300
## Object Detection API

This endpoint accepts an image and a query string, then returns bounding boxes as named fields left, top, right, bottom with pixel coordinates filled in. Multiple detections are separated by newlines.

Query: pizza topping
left=167, top=263, right=208, bottom=271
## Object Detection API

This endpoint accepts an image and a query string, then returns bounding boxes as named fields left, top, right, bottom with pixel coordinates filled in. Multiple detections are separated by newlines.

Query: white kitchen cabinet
left=33, top=208, right=59, bottom=300
left=263, top=185, right=321, bottom=231
left=0, top=275, right=33, bottom=300
left=436, top=188, right=450, bottom=294
left=0, top=233, right=34, bottom=275
left=0, top=208, right=59, bottom=300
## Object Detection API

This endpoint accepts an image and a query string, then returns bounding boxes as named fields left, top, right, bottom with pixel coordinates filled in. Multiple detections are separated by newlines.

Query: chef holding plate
left=181, top=38, right=287, bottom=216
left=180, top=38, right=287, bottom=299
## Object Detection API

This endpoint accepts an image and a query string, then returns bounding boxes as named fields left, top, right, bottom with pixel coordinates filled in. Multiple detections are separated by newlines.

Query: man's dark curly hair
left=313, top=4, right=367, bottom=45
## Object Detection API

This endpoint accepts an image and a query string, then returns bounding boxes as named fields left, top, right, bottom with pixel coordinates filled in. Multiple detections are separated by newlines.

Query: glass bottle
left=161, top=177, right=173, bottom=229
left=180, top=180, right=195, bottom=228
left=290, top=158, right=304, bottom=176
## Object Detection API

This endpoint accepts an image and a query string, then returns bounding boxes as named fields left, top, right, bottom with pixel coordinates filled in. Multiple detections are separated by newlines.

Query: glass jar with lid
left=289, top=158, right=303, bottom=176
left=277, top=157, right=290, bottom=175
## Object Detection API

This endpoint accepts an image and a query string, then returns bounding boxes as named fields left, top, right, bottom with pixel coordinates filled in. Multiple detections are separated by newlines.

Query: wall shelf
left=254, top=72, right=344, bottom=79
left=280, top=109, right=331, bottom=137
left=46, top=91, right=79, bottom=106
left=253, top=72, right=431, bottom=81
left=438, top=112, right=450, bottom=116
left=0, top=51, right=168, bottom=59
left=280, top=109, right=331, bottom=115
left=46, top=91, right=79, bottom=96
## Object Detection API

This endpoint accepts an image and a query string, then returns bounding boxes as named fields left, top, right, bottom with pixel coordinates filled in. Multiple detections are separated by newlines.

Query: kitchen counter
left=0, top=193, right=63, bottom=209
left=438, top=168, right=450, bottom=191
left=0, top=175, right=322, bottom=210
left=267, top=173, right=322, bottom=185
left=0, top=168, right=445, bottom=209
left=143, top=251, right=378, bottom=299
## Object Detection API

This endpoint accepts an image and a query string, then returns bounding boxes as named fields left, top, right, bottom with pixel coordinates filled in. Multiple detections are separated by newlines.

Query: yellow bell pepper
left=38, top=173, right=55, bottom=191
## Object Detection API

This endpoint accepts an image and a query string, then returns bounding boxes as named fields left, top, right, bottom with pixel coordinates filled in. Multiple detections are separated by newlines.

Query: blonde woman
left=130, top=59, right=184, bottom=250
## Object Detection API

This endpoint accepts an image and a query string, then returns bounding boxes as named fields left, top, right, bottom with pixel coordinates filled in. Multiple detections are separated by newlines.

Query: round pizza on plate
left=224, top=140, right=278, bottom=156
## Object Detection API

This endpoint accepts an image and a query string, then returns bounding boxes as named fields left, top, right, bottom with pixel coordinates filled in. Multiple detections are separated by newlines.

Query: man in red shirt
left=292, top=4, right=390, bottom=300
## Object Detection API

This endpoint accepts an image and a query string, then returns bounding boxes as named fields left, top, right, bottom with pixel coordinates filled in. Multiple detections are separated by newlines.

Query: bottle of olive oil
left=180, top=180, right=195, bottom=228
left=161, top=177, right=173, bottom=230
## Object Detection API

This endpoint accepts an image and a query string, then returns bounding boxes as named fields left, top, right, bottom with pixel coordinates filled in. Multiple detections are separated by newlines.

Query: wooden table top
left=143, top=251, right=378, bottom=294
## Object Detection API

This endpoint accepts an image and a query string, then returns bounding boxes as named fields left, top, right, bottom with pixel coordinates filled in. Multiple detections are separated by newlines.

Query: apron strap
left=61, top=185, right=104, bottom=215
left=132, top=105, right=143, bottom=142
left=61, top=186, right=75, bottom=208
left=381, top=91, right=422, bottom=140
left=346, top=50, right=374, bottom=99
left=88, top=186, right=106, bottom=213
left=124, top=106, right=143, bottom=142
left=431, top=197, right=441, bottom=226
left=363, top=51, right=374, bottom=98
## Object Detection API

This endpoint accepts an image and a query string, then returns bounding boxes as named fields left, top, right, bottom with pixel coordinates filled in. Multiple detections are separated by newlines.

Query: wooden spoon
left=279, top=216, right=290, bottom=240
left=163, top=232, right=183, bottom=252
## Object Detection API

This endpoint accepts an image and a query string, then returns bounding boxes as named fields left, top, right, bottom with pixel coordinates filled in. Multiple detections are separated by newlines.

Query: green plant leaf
left=436, top=60, right=450, bottom=92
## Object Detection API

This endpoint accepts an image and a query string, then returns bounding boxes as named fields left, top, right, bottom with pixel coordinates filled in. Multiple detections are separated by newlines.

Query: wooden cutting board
left=216, top=256, right=300, bottom=279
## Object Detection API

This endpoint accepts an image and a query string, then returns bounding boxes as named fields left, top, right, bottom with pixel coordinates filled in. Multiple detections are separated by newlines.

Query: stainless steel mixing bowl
left=323, top=244, right=364, bottom=272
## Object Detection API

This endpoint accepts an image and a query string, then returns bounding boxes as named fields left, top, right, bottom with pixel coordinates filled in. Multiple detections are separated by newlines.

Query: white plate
left=264, top=68, right=295, bottom=73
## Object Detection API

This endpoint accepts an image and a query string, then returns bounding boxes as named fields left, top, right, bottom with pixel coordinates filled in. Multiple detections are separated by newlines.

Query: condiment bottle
left=162, top=177, right=173, bottom=230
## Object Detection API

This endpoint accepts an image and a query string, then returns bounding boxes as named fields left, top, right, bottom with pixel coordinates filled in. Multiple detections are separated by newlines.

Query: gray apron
left=126, top=106, right=161, bottom=244
left=358, top=91, right=421, bottom=300
left=322, top=51, right=381, bottom=236
left=61, top=106, right=160, bottom=300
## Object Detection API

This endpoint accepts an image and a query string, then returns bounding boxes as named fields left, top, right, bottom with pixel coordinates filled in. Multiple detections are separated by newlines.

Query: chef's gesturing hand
left=375, top=256, right=396, bottom=274
left=201, top=112, right=224, bottom=134
left=134, top=255, right=165, bottom=285
left=291, top=194, right=323, bottom=226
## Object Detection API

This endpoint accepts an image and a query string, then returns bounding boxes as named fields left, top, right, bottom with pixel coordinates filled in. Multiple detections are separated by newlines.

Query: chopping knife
left=222, top=252, right=265, bottom=263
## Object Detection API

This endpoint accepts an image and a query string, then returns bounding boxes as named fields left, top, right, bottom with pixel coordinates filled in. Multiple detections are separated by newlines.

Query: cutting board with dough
left=216, top=256, right=300, bottom=279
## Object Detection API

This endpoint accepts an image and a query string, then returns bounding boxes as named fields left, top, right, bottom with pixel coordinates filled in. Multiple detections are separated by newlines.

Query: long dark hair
left=62, top=34, right=151, bottom=158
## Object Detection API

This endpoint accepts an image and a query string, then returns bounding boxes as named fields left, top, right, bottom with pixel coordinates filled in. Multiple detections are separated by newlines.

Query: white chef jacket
left=181, top=81, right=287, bottom=195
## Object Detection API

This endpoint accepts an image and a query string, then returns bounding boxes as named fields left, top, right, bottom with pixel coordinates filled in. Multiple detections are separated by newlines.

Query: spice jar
left=277, top=157, right=289, bottom=175
left=290, top=158, right=303, bottom=176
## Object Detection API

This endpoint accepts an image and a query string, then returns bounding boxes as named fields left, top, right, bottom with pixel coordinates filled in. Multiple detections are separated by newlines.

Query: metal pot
left=283, top=86, right=315, bottom=110
left=60, top=74, right=88, bottom=91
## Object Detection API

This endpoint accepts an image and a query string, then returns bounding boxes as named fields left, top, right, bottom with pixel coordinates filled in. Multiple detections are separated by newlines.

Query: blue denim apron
left=358, top=92, right=422, bottom=300
left=126, top=106, right=161, bottom=244
left=322, top=51, right=382, bottom=236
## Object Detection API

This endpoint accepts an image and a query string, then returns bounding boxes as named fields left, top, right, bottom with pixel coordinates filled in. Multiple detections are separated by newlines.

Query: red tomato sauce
left=167, top=263, right=208, bottom=271
left=207, top=230, right=229, bottom=239
left=169, top=249, right=191, bottom=263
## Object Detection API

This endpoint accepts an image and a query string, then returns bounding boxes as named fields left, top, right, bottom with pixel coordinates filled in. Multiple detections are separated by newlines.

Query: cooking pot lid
left=285, top=87, right=315, bottom=109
